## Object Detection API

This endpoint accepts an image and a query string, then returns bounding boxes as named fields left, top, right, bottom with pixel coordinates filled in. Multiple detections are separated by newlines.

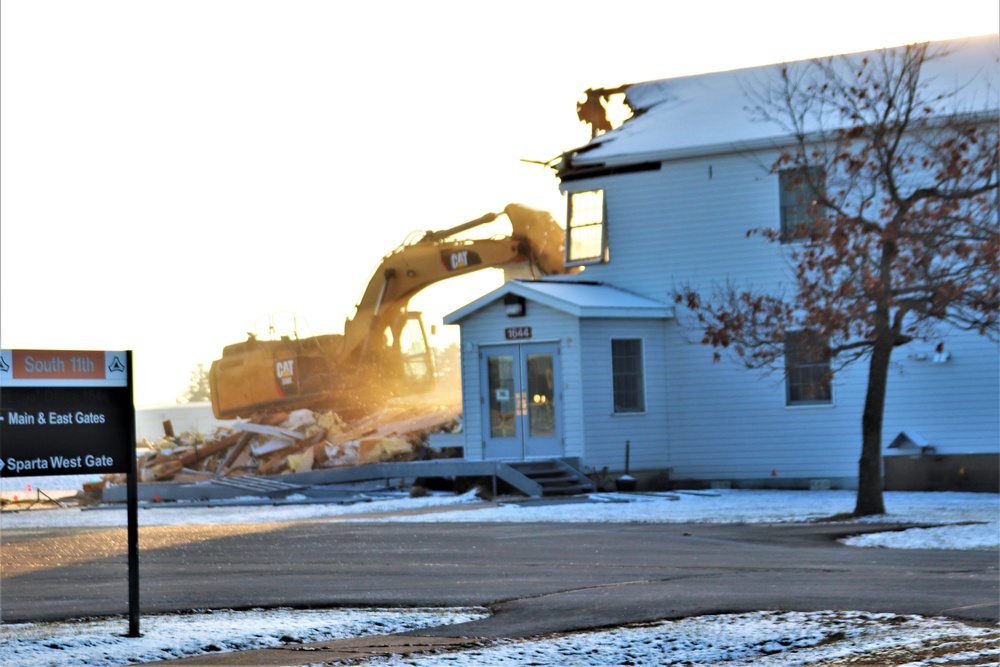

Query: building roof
left=443, top=279, right=674, bottom=324
left=560, top=34, right=999, bottom=174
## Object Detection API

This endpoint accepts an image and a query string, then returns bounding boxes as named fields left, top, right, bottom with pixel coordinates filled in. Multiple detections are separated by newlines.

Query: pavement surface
left=2, top=505, right=998, bottom=666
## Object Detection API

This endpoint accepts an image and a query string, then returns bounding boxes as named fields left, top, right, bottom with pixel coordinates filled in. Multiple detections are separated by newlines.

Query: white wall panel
left=564, top=149, right=997, bottom=484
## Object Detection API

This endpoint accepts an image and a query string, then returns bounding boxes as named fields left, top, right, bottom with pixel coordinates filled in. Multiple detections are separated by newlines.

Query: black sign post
left=0, top=349, right=140, bottom=636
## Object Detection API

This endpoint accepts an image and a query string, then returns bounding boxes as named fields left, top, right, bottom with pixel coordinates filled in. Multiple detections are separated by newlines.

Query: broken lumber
left=115, top=402, right=463, bottom=486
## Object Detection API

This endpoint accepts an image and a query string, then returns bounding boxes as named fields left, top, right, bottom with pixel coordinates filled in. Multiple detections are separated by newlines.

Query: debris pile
left=110, top=404, right=463, bottom=484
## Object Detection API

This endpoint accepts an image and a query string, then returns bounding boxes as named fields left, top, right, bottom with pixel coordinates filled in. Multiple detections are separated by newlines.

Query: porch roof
left=443, top=279, right=674, bottom=323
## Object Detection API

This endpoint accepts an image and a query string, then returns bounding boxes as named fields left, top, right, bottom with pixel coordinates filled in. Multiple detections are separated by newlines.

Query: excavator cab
left=394, top=313, right=434, bottom=387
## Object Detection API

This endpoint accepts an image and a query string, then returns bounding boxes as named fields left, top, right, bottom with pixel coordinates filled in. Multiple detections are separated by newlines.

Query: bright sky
left=2, top=1, right=997, bottom=405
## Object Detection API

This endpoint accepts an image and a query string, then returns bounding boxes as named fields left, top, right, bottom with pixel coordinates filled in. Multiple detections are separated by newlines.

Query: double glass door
left=480, top=343, right=562, bottom=459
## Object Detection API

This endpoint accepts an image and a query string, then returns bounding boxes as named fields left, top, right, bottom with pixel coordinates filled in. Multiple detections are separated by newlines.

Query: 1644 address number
left=505, top=326, right=532, bottom=340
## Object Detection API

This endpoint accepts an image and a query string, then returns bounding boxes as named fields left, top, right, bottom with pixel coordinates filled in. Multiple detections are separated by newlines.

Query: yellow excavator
left=208, top=203, right=578, bottom=420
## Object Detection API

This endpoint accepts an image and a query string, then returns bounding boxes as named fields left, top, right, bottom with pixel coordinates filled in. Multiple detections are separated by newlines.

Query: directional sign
left=0, top=349, right=134, bottom=477
left=1, top=348, right=143, bottom=636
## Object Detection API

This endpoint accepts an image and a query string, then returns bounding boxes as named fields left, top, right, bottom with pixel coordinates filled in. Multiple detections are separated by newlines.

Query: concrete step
left=508, top=459, right=595, bottom=496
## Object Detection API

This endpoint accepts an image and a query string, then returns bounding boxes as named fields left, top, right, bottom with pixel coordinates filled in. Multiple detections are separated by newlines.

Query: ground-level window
left=567, top=189, right=607, bottom=264
left=612, top=338, right=645, bottom=413
left=784, top=330, right=832, bottom=405
left=779, top=166, right=824, bottom=243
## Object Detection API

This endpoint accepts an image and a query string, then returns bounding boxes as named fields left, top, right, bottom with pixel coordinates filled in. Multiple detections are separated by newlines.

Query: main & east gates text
left=6, top=411, right=106, bottom=425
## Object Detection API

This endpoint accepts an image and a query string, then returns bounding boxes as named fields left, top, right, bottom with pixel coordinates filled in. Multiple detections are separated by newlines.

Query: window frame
left=566, top=189, right=608, bottom=265
left=611, top=337, right=646, bottom=414
left=784, top=330, right=833, bottom=407
left=778, top=166, right=825, bottom=243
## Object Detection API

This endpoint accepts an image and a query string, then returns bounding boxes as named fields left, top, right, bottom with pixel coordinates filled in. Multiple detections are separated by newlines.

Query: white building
left=445, top=35, right=1000, bottom=491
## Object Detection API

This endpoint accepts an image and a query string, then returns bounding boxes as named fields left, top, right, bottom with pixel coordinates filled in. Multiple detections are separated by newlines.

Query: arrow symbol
left=0, top=459, right=5, bottom=472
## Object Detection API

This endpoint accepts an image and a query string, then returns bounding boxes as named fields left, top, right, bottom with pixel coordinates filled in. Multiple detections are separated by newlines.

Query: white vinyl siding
left=881, top=332, right=1000, bottom=455
left=578, top=319, right=669, bottom=473
left=662, top=323, right=861, bottom=482
left=558, top=151, right=998, bottom=483
left=560, top=158, right=785, bottom=296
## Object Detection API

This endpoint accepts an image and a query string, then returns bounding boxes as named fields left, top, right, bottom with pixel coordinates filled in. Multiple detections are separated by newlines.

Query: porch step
left=507, top=459, right=595, bottom=496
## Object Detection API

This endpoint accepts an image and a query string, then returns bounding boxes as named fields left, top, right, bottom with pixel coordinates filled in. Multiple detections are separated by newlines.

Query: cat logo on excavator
left=443, top=249, right=483, bottom=271
left=275, top=359, right=295, bottom=389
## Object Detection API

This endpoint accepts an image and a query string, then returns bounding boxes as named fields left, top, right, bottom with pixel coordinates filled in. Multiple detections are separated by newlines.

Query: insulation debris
left=109, top=404, right=463, bottom=484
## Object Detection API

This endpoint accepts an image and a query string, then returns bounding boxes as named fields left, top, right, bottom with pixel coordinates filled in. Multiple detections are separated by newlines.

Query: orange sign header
left=11, top=350, right=107, bottom=379
left=0, top=350, right=127, bottom=386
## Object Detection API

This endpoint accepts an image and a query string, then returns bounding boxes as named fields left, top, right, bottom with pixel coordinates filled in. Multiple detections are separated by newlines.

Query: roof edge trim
left=562, top=108, right=999, bottom=171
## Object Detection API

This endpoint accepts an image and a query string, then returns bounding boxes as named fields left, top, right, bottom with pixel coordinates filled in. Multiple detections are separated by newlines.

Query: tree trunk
left=855, top=337, right=892, bottom=516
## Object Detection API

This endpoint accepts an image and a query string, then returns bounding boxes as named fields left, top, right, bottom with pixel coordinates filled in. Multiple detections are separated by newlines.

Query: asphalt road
left=2, top=517, right=998, bottom=641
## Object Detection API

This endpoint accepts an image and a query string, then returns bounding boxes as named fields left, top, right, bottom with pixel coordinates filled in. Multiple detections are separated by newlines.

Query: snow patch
left=0, top=607, right=487, bottom=667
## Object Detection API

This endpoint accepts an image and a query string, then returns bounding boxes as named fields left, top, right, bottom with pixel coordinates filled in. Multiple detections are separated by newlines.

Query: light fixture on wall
left=504, top=294, right=526, bottom=317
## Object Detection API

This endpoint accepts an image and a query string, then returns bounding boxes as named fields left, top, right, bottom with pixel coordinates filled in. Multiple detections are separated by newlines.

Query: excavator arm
left=345, top=203, right=570, bottom=357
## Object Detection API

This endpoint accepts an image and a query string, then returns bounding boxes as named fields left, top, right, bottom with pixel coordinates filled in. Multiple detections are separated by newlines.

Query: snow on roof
left=563, top=34, right=999, bottom=170
left=443, top=279, right=673, bottom=323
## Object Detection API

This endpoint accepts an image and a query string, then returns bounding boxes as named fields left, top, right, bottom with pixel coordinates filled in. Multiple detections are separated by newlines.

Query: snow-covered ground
left=2, top=609, right=997, bottom=667
left=381, top=612, right=999, bottom=667
left=0, top=608, right=489, bottom=667
left=1, top=476, right=998, bottom=666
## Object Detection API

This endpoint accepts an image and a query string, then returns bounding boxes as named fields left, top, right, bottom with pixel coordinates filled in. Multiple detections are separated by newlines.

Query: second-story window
left=567, top=189, right=607, bottom=264
left=779, top=166, right=824, bottom=243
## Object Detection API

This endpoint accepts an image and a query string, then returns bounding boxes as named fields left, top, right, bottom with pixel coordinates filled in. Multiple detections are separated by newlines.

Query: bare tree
left=677, top=41, right=998, bottom=516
